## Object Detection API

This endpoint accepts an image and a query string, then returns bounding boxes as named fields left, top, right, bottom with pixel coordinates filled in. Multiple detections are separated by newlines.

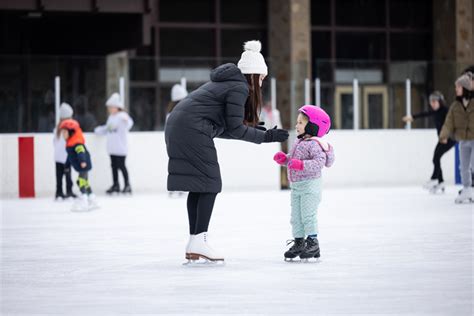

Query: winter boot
left=106, top=184, right=120, bottom=195
left=284, top=238, right=305, bottom=260
left=299, top=236, right=320, bottom=259
left=187, top=232, right=224, bottom=262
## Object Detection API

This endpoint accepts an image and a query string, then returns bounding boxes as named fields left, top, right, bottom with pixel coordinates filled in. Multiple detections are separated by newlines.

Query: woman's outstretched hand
left=264, top=126, right=289, bottom=143
left=273, top=151, right=287, bottom=165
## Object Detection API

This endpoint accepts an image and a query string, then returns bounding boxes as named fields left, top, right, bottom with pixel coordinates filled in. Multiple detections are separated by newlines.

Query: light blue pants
left=290, top=178, right=322, bottom=238
left=459, top=140, right=474, bottom=188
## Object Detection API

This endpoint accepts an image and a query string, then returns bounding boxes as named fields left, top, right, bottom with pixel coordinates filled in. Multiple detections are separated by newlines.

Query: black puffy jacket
left=165, top=63, right=266, bottom=193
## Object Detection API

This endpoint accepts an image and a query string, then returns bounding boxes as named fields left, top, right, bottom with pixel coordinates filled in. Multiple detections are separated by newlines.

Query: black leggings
left=110, top=155, right=129, bottom=186
left=431, top=140, right=456, bottom=183
left=187, top=192, right=218, bottom=235
left=55, top=162, right=73, bottom=193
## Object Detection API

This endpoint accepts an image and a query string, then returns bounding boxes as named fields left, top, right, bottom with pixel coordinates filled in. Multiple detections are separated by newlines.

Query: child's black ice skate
left=284, top=238, right=305, bottom=262
left=106, top=184, right=120, bottom=195
left=299, top=236, right=320, bottom=262
left=122, top=184, right=132, bottom=194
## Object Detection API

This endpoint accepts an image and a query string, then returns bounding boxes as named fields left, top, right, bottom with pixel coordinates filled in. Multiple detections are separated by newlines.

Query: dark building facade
left=0, top=0, right=472, bottom=133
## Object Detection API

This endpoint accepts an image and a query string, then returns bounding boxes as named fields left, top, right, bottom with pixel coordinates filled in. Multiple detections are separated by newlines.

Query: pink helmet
left=298, top=105, right=331, bottom=137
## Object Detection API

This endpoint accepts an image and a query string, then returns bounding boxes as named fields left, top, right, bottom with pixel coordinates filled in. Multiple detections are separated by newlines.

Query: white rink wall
left=0, top=130, right=455, bottom=198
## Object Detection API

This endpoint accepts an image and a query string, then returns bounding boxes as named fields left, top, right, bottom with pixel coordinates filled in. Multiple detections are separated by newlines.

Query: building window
left=311, top=0, right=331, bottom=26
left=390, top=33, right=431, bottom=61
left=220, top=0, right=267, bottom=24
left=336, top=32, right=386, bottom=60
left=390, top=0, right=431, bottom=28
left=335, top=0, right=386, bottom=27
left=159, top=0, right=215, bottom=23
left=160, top=29, right=215, bottom=58
left=221, top=29, right=267, bottom=59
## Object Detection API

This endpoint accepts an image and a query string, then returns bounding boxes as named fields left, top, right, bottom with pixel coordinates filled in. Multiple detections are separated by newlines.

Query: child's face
left=429, top=99, right=440, bottom=111
left=107, top=106, right=120, bottom=115
left=61, top=129, right=69, bottom=140
left=296, top=113, right=308, bottom=135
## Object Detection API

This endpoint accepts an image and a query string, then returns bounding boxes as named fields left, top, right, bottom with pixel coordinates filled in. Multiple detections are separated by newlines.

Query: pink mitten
left=288, top=159, right=304, bottom=170
left=273, top=151, right=287, bottom=165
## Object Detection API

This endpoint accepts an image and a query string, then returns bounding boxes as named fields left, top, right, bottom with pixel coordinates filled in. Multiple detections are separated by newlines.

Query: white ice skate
left=429, top=182, right=445, bottom=194
left=185, top=235, right=195, bottom=260
left=184, top=232, right=224, bottom=266
left=423, top=179, right=438, bottom=191
left=87, top=193, right=99, bottom=210
left=71, top=194, right=90, bottom=212
left=455, top=187, right=473, bottom=204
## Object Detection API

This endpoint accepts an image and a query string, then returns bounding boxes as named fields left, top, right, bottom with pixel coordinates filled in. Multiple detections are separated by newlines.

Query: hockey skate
left=455, top=187, right=473, bottom=204
left=299, top=237, right=321, bottom=263
left=429, top=182, right=445, bottom=194
left=284, top=238, right=305, bottom=262
left=106, top=184, right=120, bottom=195
left=183, top=232, right=225, bottom=266
left=55, top=191, right=66, bottom=200
left=422, top=179, right=438, bottom=191
left=71, top=194, right=90, bottom=212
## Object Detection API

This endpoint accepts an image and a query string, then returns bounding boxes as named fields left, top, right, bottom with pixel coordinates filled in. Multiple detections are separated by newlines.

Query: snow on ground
left=1, top=186, right=472, bottom=315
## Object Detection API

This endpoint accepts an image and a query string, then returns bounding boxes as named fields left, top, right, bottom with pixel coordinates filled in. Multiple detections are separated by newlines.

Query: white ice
left=1, top=186, right=472, bottom=315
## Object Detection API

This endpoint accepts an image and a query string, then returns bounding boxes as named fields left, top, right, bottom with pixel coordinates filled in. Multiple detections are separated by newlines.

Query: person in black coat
left=165, top=40, right=289, bottom=262
left=402, top=91, right=455, bottom=193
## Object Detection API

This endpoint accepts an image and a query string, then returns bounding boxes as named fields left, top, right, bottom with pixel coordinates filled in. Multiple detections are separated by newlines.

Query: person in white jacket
left=53, top=103, right=77, bottom=199
left=94, top=93, right=134, bottom=194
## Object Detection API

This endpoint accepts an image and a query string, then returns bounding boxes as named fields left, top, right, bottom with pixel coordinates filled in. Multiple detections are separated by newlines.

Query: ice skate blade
left=183, top=258, right=225, bottom=267
left=284, top=257, right=321, bottom=263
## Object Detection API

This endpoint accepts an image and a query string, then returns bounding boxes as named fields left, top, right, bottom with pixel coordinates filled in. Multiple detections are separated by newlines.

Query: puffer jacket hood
left=210, top=63, right=246, bottom=83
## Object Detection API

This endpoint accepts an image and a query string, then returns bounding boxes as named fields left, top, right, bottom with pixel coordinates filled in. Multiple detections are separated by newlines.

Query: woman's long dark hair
left=244, top=74, right=263, bottom=126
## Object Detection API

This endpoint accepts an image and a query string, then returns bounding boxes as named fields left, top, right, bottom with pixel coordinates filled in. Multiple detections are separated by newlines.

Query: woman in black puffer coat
left=165, top=41, right=288, bottom=262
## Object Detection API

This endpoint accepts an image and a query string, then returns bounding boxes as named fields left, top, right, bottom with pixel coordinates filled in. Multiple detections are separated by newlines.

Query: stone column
left=269, top=0, right=311, bottom=188
left=269, top=0, right=311, bottom=130
left=433, top=0, right=473, bottom=101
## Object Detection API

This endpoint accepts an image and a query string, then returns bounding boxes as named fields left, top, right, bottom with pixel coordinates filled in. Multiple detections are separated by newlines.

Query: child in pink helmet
left=273, top=105, right=335, bottom=261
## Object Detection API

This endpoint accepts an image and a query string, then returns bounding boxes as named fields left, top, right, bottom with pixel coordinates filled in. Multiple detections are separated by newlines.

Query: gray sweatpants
left=459, top=140, right=474, bottom=188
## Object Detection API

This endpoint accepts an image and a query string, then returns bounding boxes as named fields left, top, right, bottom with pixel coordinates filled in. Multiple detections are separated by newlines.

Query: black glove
left=263, top=126, right=289, bottom=143
left=255, top=122, right=267, bottom=131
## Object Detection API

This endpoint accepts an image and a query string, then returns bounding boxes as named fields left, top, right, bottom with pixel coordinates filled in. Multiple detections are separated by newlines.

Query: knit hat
left=429, top=91, right=445, bottom=102
left=455, top=72, right=473, bottom=91
left=106, top=93, right=124, bottom=109
left=171, top=84, right=188, bottom=102
left=237, top=40, right=268, bottom=76
left=59, top=102, right=73, bottom=119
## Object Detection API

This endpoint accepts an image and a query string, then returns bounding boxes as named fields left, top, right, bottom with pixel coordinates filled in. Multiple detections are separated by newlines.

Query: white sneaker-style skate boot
left=429, top=182, right=445, bottom=194
left=185, top=235, right=195, bottom=259
left=71, top=193, right=89, bottom=212
left=423, top=179, right=438, bottom=190
left=87, top=193, right=99, bottom=210
left=187, top=232, right=224, bottom=262
left=455, top=187, right=473, bottom=204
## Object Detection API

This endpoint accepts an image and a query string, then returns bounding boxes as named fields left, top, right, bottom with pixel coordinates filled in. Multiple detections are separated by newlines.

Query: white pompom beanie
left=59, top=102, right=73, bottom=119
left=106, top=93, right=124, bottom=109
left=171, top=84, right=188, bottom=102
left=237, top=40, right=268, bottom=76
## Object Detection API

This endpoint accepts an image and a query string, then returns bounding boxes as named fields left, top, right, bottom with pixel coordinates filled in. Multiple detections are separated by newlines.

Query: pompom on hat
left=237, top=40, right=268, bottom=76
left=59, top=102, right=73, bottom=119
left=106, top=93, right=124, bottom=109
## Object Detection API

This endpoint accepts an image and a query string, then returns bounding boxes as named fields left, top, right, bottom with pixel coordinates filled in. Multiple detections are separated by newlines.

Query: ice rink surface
left=1, top=186, right=472, bottom=315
